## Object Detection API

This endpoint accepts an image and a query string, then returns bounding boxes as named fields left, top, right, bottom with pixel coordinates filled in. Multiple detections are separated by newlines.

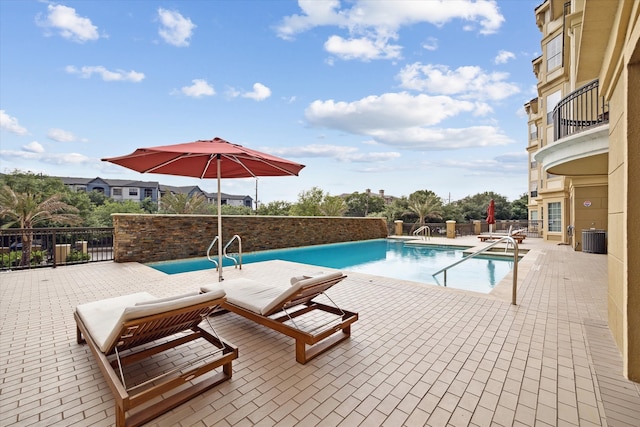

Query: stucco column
left=394, top=220, right=403, bottom=236
left=446, top=220, right=456, bottom=239
left=473, top=220, right=481, bottom=235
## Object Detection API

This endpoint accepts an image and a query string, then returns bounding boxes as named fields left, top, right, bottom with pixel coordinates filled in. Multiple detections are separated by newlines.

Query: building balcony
left=534, top=79, right=609, bottom=176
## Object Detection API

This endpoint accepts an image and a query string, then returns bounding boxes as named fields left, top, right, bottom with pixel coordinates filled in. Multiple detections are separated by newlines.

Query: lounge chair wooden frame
left=215, top=274, right=358, bottom=364
left=75, top=297, right=238, bottom=427
left=478, top=234, right=525, bottom=243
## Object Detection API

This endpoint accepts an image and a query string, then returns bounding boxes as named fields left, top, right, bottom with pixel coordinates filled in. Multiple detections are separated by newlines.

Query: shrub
left=66, top=250, right=90, bottom=263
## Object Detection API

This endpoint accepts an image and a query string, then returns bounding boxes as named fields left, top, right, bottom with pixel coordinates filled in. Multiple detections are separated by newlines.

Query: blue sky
left=0, top=0, right=540, bottom=205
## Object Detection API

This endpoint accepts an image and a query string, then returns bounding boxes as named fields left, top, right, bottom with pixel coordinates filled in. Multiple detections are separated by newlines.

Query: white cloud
left=304, top=92, right=513, bottom=150
left=397, top=63, right=520, bottom=101
left=23, top=141, right=45, bottom=153
left=442, top=152, right=526, bottom=175
left=0, top=148, right=92, bottom=165
left=275, top=0, right=346, bottom=40
left=268, top=144, right=401, bottom=162
left=65, top=65, right=145, bottom=82
left=422, top=37, right=438, bottom=51
left=175, top=79, right=215, bottom=97
left=276, top=0, right=505, bottom=57
left=306, top=92, right=476, bottom=134
left=324, top=35, right=402, bottom=61
left=494, top=50, right=515, bottom=64
left=370, top=126, right=513, bottom=149
left=47, top=128, right=76, bottom=142
left=278, top=0, right=504, bottom=37
left=242, top=83, right=272, bottom=101
left=158, top=8, right=196, bottom=47
left=0, top=110, right=28, bottom=135
left=36, top=4, right=100, bottom=43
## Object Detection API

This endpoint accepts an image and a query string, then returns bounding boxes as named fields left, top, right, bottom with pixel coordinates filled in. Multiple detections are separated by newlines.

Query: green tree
left=441, top=202, right=464, bottom=223
left=0, top=170, right=66, bottom=197
left=61, top=190, right=94, bottom=224
left=256, top=200, right=292, bottom=216
left=140, top=197, right=158, bottom=214
left=290, top=187, right=325, bottom=216
left=0, top=185, right=81, bottom=265
left=510, top=193, right=529, bottom=219
left=407, top=190, right=443, bottom=226
left=345, top=192, right=385, bottom=217
left=159, top=192, right=209, bottom=214
left=219, top=205, right=253, bottom=215
left=381, top=197, right=409, bottom=222
left=88, top=200, right=145, bottom=227
left=87, top=190, right=109, bottom=206
left=455, top=192, right=511, bottom=222
left=320, top=195, right=348, bottom=216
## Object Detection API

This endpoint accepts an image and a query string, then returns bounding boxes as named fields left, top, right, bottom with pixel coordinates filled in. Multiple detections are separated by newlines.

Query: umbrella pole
left=217, top=155, right=223, bottom=282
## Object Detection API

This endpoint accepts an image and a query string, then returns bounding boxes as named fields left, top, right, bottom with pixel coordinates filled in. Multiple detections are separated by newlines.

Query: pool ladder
left=431, top=236, right=519, bottom=305
left=413, top=225, right=431, bottom=240
left=207, top=235, right=242, bottom=269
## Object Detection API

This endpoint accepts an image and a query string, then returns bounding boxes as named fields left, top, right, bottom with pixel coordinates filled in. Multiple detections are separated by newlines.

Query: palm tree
left=320, top=195, right=348, bottom=216
left=159, top=192, right=209, bottom=214
left=0, top=185, right=81, bottom=266
left=407, top=193, right=443, bottom=227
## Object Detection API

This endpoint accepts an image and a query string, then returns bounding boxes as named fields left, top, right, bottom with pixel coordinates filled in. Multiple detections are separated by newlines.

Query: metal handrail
left=413, top=225, right=431, bottom=240
left=207, top=235, right=243, bottom=270
left=206, top=236, right=219, bottom=268
left=552, top=79, right=608, bottom=141
left=223, top=234, right=242, bottom=269
left=432, top=236, right=519, bottom=305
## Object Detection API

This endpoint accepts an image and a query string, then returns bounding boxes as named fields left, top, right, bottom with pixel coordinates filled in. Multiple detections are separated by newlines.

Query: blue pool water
left=148, top=239, right=515, bottom=294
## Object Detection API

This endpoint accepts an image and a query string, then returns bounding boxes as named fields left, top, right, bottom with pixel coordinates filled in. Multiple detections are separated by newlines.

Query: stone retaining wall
left=112, top=214, right=389, bottom=263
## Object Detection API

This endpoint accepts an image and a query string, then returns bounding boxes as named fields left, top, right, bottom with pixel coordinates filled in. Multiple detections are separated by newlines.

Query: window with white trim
left=548, top=202, right=562, bottom=232
left=547, top=34, right=562, bottom=71
left=547, top=91, right=561, bottom=125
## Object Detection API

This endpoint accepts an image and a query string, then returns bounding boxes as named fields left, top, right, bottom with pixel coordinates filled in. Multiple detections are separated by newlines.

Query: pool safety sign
left=584, top=200, right=592, bottom=207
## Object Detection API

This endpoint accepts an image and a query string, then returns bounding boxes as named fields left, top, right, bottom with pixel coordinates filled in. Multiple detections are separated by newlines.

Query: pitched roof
left=57, top=176, right=159, bottom=187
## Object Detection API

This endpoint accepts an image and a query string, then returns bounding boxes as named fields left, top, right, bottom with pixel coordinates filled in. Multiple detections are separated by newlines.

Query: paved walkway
left=1, top=237, right=639, bottom=426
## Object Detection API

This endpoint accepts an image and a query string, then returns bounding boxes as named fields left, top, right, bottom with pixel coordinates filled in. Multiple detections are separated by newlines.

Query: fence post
left=394, top=220, right=403, bottom=236
left=52, top=229, right=57, bottom=268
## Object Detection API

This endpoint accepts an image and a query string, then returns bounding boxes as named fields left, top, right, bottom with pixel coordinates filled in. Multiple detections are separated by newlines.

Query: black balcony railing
left=553, top=79, right=609, bottom=141
left=0, top=227, right=114, bottom=271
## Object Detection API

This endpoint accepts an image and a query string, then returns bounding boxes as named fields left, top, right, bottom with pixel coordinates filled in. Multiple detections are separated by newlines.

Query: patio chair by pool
left=201, top=271, right=358, bottom=364
left=75, top=290, right=238, bottom=427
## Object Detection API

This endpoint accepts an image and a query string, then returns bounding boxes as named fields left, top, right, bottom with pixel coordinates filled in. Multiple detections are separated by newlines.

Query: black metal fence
left=390, top=220, right=543, bottom=238
left=553, top=79, right=609, bottom=141
left=0, top=227, right=114, bottom=271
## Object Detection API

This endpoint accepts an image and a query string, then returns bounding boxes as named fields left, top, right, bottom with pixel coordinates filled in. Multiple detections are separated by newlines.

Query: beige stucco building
left=525, top=0, right=638, bottom=381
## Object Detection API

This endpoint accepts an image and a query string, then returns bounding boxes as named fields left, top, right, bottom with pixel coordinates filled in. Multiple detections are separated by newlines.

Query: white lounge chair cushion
left=290, top=271, right=325, bottom=285
left=76, top=289, right=226, bottom=353
left=201, top=271, right=344, bottom=316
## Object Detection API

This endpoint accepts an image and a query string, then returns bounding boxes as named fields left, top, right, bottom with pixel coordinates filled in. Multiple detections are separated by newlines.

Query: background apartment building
left=525, top=0, right=638, bottom=381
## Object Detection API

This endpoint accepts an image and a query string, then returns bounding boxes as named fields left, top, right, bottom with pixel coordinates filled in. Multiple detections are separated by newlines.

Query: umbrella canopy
left=102, top=137, right=305, bottom=281
left=103, top=137, right=304, bottom=179
left=486, top=199, right=496, bottom=236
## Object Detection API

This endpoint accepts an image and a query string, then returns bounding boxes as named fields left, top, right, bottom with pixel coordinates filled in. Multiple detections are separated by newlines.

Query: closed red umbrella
left=102, top=137, right=305, bottom=281
left=486, top=199, right=496, bottom=237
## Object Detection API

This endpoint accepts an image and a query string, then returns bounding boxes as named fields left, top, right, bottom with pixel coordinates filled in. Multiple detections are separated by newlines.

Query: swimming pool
left=148, top=239, right=515, bottom=294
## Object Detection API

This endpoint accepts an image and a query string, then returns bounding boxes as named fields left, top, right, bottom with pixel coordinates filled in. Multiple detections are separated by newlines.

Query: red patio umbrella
left=102, top=137, right=305, bottom=281
left=486, top=199, right=496, bottom=237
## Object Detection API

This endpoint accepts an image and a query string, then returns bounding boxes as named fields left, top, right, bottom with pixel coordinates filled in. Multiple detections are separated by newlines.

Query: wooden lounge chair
left=201, top=271, right=358, bottom=364
left=478, top=226, right=527, bottom=243
left=75, top=290, right=238, bottom=427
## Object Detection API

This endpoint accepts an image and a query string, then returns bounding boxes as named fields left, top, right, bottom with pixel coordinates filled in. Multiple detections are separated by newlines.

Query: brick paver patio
left=1, top=236, right=639, bottom=426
